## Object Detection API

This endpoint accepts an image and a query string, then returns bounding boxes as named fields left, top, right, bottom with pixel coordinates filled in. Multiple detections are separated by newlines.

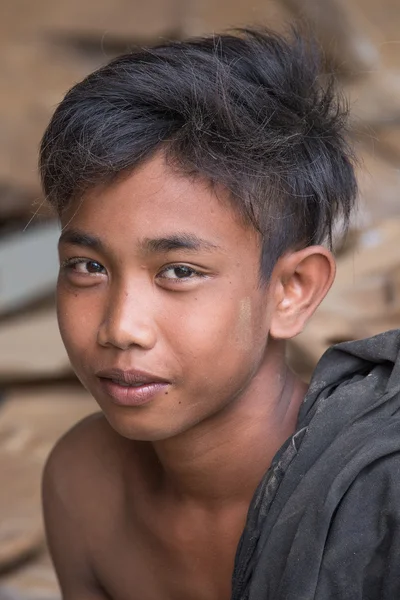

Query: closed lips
left=95, top=368, right=170, bottom=386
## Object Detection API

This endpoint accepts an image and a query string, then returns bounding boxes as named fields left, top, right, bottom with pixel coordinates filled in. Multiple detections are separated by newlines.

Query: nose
left=97, top=285, right=157, bottom=351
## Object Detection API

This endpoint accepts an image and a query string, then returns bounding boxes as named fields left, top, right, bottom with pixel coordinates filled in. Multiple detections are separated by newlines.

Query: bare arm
left=42, top=432, right=108, bottom=600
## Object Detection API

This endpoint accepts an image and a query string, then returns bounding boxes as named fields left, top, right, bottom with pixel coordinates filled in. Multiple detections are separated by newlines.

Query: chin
left=103, top=409, right=193, bottom=442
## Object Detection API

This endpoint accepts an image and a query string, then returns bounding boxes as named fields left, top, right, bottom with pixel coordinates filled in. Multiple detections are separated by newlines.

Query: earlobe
left=269, top=246, right=336, bottom=340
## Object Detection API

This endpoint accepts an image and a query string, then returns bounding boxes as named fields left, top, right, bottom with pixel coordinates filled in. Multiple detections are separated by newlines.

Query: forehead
left=60, top=154, right=259, bottom=253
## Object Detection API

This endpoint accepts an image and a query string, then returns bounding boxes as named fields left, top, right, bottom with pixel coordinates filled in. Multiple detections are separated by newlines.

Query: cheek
left=56, top=286, right=99, bottom=365
left=234, top=297, right=256, bottom=351
left=167, top=293, right=267, bottom=377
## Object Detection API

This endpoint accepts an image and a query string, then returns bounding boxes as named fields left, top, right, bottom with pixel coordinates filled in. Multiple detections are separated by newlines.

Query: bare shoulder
left=44, top=411, right=114, bottom=472
left=42, top=413, right=127, bottom=598
left=43, top=411, right=125, bottom=510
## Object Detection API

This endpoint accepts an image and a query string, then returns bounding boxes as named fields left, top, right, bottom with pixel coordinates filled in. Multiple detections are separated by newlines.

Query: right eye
left=61, top=258, right=107, bottom=275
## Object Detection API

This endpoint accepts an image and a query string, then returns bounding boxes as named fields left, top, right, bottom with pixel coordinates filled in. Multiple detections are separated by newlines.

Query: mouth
left=111, top=380, right=145, bottom=388
left=95, top=368, right=170, bottom=406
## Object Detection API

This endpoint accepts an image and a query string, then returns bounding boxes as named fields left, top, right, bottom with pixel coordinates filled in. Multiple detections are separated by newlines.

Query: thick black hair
left=39, top=28, right=357, bottom=279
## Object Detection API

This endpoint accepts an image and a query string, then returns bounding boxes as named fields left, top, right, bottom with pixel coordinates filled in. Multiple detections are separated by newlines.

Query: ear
left=269, top=246, right=335, bottom=340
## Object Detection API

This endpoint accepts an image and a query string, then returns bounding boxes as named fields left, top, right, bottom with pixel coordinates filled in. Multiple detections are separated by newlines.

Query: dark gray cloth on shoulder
left=232, top=329, right=400, bottom=600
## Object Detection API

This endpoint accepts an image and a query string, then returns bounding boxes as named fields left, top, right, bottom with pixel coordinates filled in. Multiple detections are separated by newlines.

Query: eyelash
left=158, top=264, right=206, bottom=282
left=60, top=257, right=106, bottom=275
left=60, top=258, right=206, bottom=282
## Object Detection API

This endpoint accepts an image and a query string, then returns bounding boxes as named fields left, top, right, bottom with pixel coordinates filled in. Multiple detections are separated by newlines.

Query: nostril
left=97, top=318, right=156, bottom=351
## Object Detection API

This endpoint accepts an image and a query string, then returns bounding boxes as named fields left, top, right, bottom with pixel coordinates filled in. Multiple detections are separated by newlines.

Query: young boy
left=40, top=29, right=400, bottom=600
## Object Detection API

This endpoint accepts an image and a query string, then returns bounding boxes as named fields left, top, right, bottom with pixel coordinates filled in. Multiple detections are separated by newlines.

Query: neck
left=152, top=342, right=307, bottom=507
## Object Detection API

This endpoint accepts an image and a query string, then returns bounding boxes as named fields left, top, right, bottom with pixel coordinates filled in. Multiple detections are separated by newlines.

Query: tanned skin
left=43, top=153, right=335, bottom=600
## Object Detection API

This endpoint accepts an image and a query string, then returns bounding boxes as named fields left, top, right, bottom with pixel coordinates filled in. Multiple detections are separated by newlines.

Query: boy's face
left=57, top=154, right=277, bottom=441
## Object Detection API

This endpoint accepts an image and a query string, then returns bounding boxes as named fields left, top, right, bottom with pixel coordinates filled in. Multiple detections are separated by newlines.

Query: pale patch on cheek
left=234, top=297, right=253, bottom=350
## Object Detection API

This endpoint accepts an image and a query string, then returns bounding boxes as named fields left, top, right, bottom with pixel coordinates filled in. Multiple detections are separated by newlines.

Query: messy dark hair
left=39, top=28, right=357, bottom=279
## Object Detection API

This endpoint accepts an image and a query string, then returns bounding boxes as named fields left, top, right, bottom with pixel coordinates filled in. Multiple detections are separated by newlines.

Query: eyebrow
left=58, top=230, right=104, bottom=251
left=59, top=229, right=220, bottom=254
left=141, top=233, right=220, bottom=254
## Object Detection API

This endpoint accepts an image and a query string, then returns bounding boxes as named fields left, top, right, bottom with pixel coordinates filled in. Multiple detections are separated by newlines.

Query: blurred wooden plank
left=356, top=144, right=400, bottom=223
left=0, top=385, right=96, bottom=576
left=0, top=551, right=60, bottom=600
left=1, top=0, right=180, bottom=40
left=291, top=220, right=400, bottom=378
left=0, top=40, right=92, bottom=197
left=0, top=385, right=97, bottom=462
left=0, top=454, right=44, bottom=575
left=326, top=220, right=400, bottom=303
left=0, top=308, right=71, bottom=383
left=281, top=0, right=382, bottom=74
left=350, top=0, right=400, bottom=69
left=183, top=0, right=288, bottom=36
left=0, top=223, right=59, bottom=316
left=0, top=186, right=50, bottom=223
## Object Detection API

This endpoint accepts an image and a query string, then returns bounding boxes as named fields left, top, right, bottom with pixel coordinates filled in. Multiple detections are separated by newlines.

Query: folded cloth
left=232, top=329, right=400, bottom=600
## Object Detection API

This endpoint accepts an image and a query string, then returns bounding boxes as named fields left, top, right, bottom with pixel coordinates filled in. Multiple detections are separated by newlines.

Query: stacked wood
left=0, top=386, right=96, bottom=599
left=289, top=219, right=400, bottom=378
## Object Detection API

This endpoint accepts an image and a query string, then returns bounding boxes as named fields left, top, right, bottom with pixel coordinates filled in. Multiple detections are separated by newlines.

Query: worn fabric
left=232, top=329, right=400, bottom=600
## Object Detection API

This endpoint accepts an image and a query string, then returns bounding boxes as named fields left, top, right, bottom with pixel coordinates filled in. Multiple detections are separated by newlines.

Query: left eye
left=159, top=265, right=200, bottom=280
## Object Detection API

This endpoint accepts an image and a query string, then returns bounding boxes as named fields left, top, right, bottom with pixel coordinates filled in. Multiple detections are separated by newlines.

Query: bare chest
left=92, top=504, right=245, bottom=600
